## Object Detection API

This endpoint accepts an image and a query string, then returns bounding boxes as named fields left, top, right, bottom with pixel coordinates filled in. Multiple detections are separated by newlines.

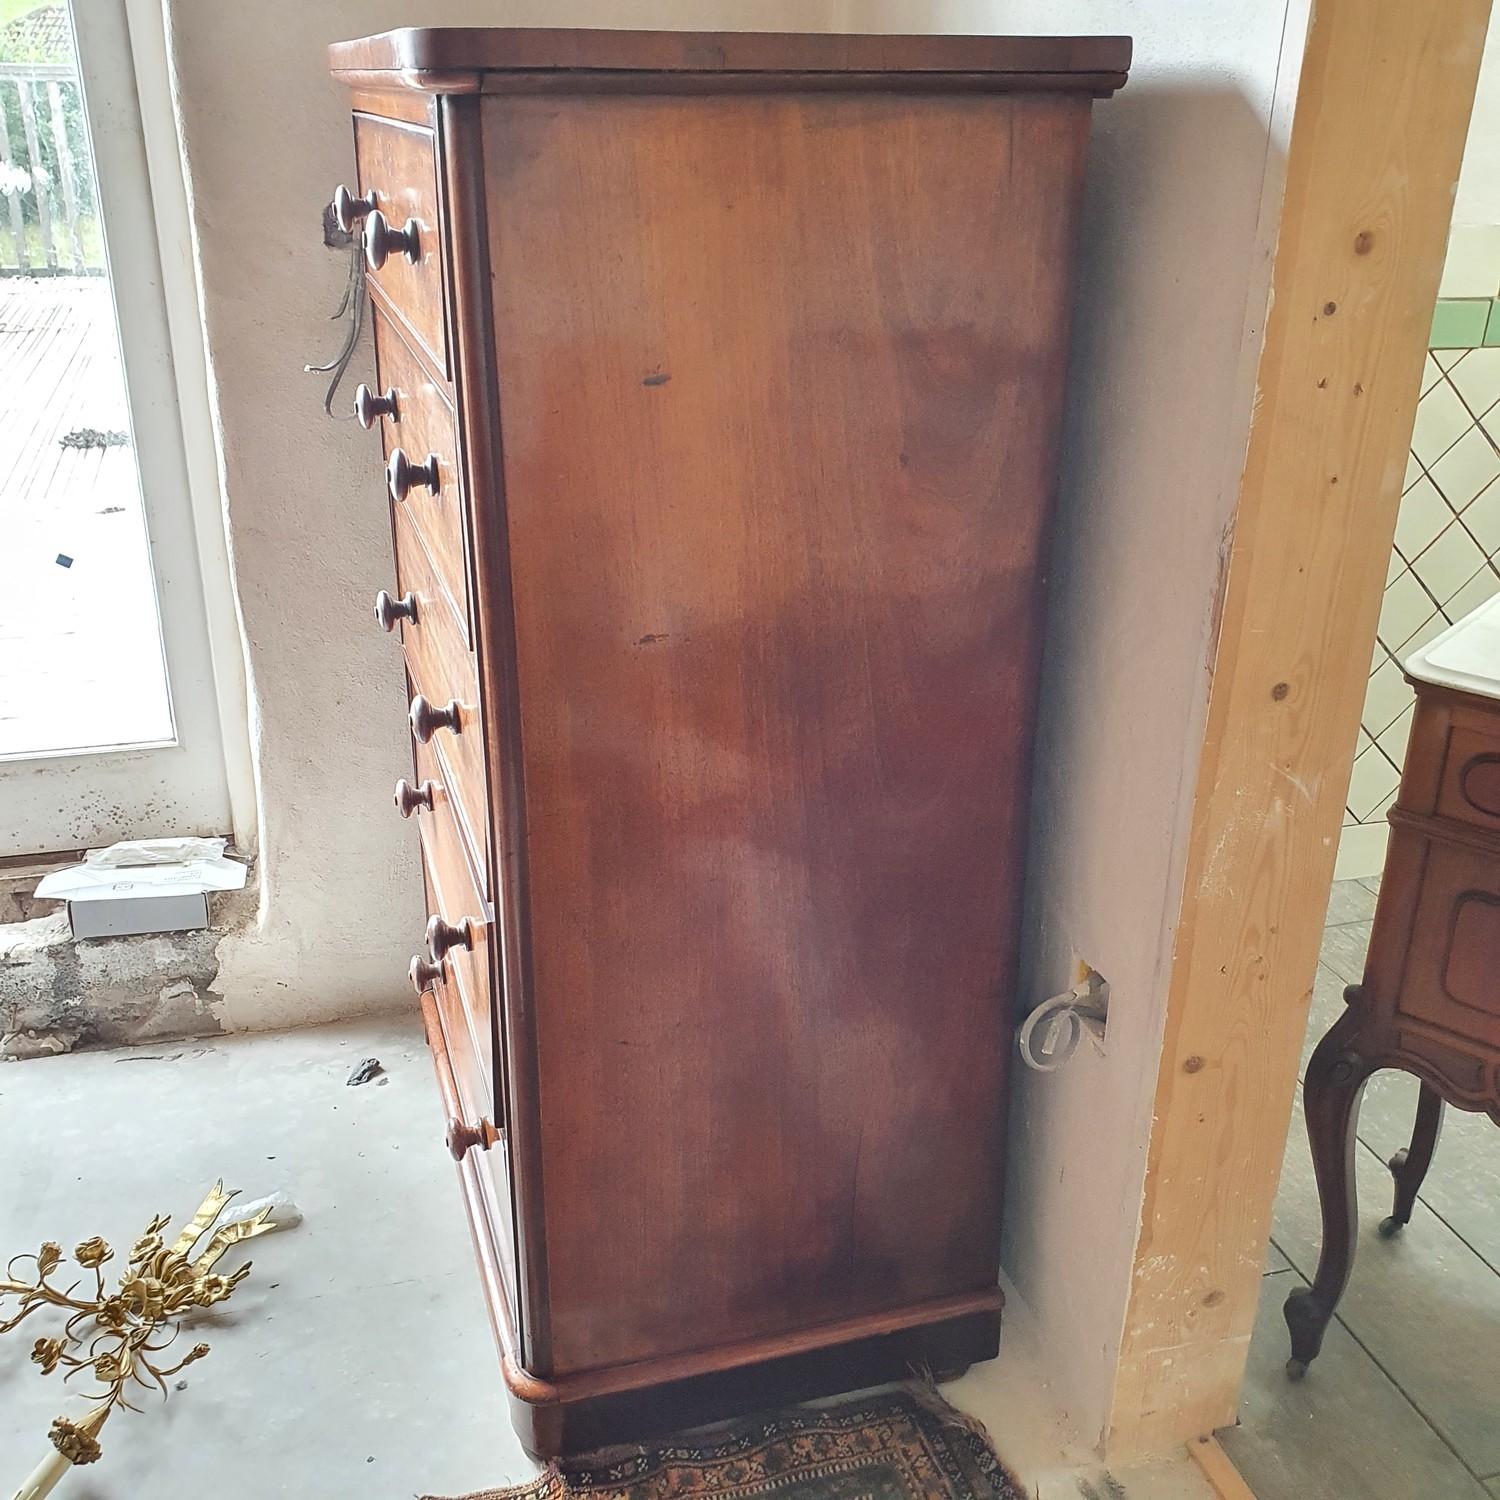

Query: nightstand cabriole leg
left=1379, top=1082, right=1444, bottom=1238
left=1285, top=1009, right=1372, bottom=1378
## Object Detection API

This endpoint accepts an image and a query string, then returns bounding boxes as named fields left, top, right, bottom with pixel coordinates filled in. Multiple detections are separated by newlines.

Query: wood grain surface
left=355, top=114, right=448, bottom=376
left=372, top=308, right=468, bottom=639
left=481, top=89, right=1090, bottom=1375
left=330, top=28, right=1130, bottom=92
left=392, top=500, right=488, bottom=888
left=417, top=778, right=496, bottom=1113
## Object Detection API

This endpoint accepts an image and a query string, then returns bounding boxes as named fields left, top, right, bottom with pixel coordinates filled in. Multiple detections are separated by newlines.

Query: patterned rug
left=425, top=1386, right=1024, bottom=1500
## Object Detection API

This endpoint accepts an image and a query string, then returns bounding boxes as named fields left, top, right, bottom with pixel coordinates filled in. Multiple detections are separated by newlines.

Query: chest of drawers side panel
left=436, top=91, right=552, bottom=1375
left=479, top=88, right=1093, bottom=1376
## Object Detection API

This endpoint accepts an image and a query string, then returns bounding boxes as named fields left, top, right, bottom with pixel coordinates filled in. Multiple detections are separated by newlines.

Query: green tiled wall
left=1431, top=297, right=1500, bottom=349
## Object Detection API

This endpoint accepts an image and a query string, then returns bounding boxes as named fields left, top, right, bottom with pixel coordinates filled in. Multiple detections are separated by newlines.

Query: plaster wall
left=1455, top=15, right=1500, bottom=228
left=965, top=3, right=1305, bottom=1450
left=160, top=0, right=1302, bottom=1453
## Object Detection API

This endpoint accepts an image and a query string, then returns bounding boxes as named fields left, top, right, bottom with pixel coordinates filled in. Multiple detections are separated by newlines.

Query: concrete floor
left=1222, top=878, right=1500, bottom=1498
left=0, top=1020, right=529, bottom=1497
left=0, top=1016, right=1220, bottom=1499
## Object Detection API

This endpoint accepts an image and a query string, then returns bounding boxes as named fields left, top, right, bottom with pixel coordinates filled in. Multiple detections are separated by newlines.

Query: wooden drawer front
left=394, top=502, right=489, bottom=893
left=424, top=965, right=517, bottom=1312
left=424, top=969, right=490, bottom=1156
left=1396, top=835, right=1500, bottom=1049
left=1436, top=720, right=1500, bottom=835
left=410, top=722, right=488, bottom=903
left=419, top=799, right=497, bottom=1111
left=354, top=113, right=448, bottom=377
left=460, top=1131, right=520, bottom=1360
left=373, top=310, right=471, bottom=646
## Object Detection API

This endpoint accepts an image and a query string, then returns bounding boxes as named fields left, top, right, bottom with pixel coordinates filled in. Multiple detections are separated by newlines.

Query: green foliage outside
left=0, top=0, right=44, bottom=30
left=6, top=212, right=101, bottom=266
left=0, top=0, right=63, bottom=60
left=0, top=3, right=103, bottom=273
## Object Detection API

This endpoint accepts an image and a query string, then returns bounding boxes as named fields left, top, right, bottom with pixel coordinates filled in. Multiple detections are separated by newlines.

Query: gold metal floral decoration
left=2, top=1182, right=278, bottom=1496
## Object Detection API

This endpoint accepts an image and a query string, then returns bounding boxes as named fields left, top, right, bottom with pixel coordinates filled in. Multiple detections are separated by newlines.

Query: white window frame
left=1, top=0, right=254, bottom=858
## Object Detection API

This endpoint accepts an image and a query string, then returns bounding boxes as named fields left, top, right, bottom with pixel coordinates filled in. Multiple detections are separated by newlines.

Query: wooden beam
left=1105, top=0, right=1492, bottom=1457
left=1188, top=1436, right=1258, bottom=1500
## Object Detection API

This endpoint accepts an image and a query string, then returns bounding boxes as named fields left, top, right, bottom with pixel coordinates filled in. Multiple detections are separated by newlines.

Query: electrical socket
left=1071, top=957, right=1110, bottom=1046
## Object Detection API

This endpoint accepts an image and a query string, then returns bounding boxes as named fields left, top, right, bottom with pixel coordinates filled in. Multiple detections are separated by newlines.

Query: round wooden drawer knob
left=426, top=914, right=475, bottom=961
left=394, top=778, right=436, bottom=818
left=354, top=383, right=398, bottom=429
left=409, top=695, right=461, bottom=744
left=409, top=953, right=443, bottom=995
left=387, top=448, right=440, bottom=503
left=446, top=1116, right=499, bottom=1161
left=363, top=209, right=420, bottom=269
left=332, top=183, right=376, bottom=233
left=373, top=589, right=417, bottom=632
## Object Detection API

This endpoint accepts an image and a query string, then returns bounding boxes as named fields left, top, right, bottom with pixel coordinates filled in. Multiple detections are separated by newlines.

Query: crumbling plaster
left=0, top=888, right=261, bottom=1058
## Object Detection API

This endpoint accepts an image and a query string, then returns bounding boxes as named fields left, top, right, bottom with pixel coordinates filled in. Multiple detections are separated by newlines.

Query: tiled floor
left=1221, top=878, right=1500, bottom=1498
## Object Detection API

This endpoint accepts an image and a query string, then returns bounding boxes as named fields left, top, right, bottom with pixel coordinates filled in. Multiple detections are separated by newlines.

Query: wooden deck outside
left=0, top=275, right=172, bottom=758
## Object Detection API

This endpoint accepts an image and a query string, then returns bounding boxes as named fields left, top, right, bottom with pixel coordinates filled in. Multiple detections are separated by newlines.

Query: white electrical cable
left=1017, top=974, right=1107, bottom=1072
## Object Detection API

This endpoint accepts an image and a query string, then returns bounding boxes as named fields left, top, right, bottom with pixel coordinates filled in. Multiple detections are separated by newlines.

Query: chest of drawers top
left=330, top=26, right=1130, bottom=96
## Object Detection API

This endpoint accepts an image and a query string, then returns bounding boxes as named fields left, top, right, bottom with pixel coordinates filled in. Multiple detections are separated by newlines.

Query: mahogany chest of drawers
left=327, top=26, right=1128, bottom=1456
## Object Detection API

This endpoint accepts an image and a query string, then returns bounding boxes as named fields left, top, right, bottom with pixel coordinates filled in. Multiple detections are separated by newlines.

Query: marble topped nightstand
left=1287, top=592, right=1500, bottom=1376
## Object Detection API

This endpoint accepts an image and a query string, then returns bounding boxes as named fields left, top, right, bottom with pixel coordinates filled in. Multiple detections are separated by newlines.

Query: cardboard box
left=66, top=888, right=211, bottom=939
left=35, top=837, right=246, bottom=940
